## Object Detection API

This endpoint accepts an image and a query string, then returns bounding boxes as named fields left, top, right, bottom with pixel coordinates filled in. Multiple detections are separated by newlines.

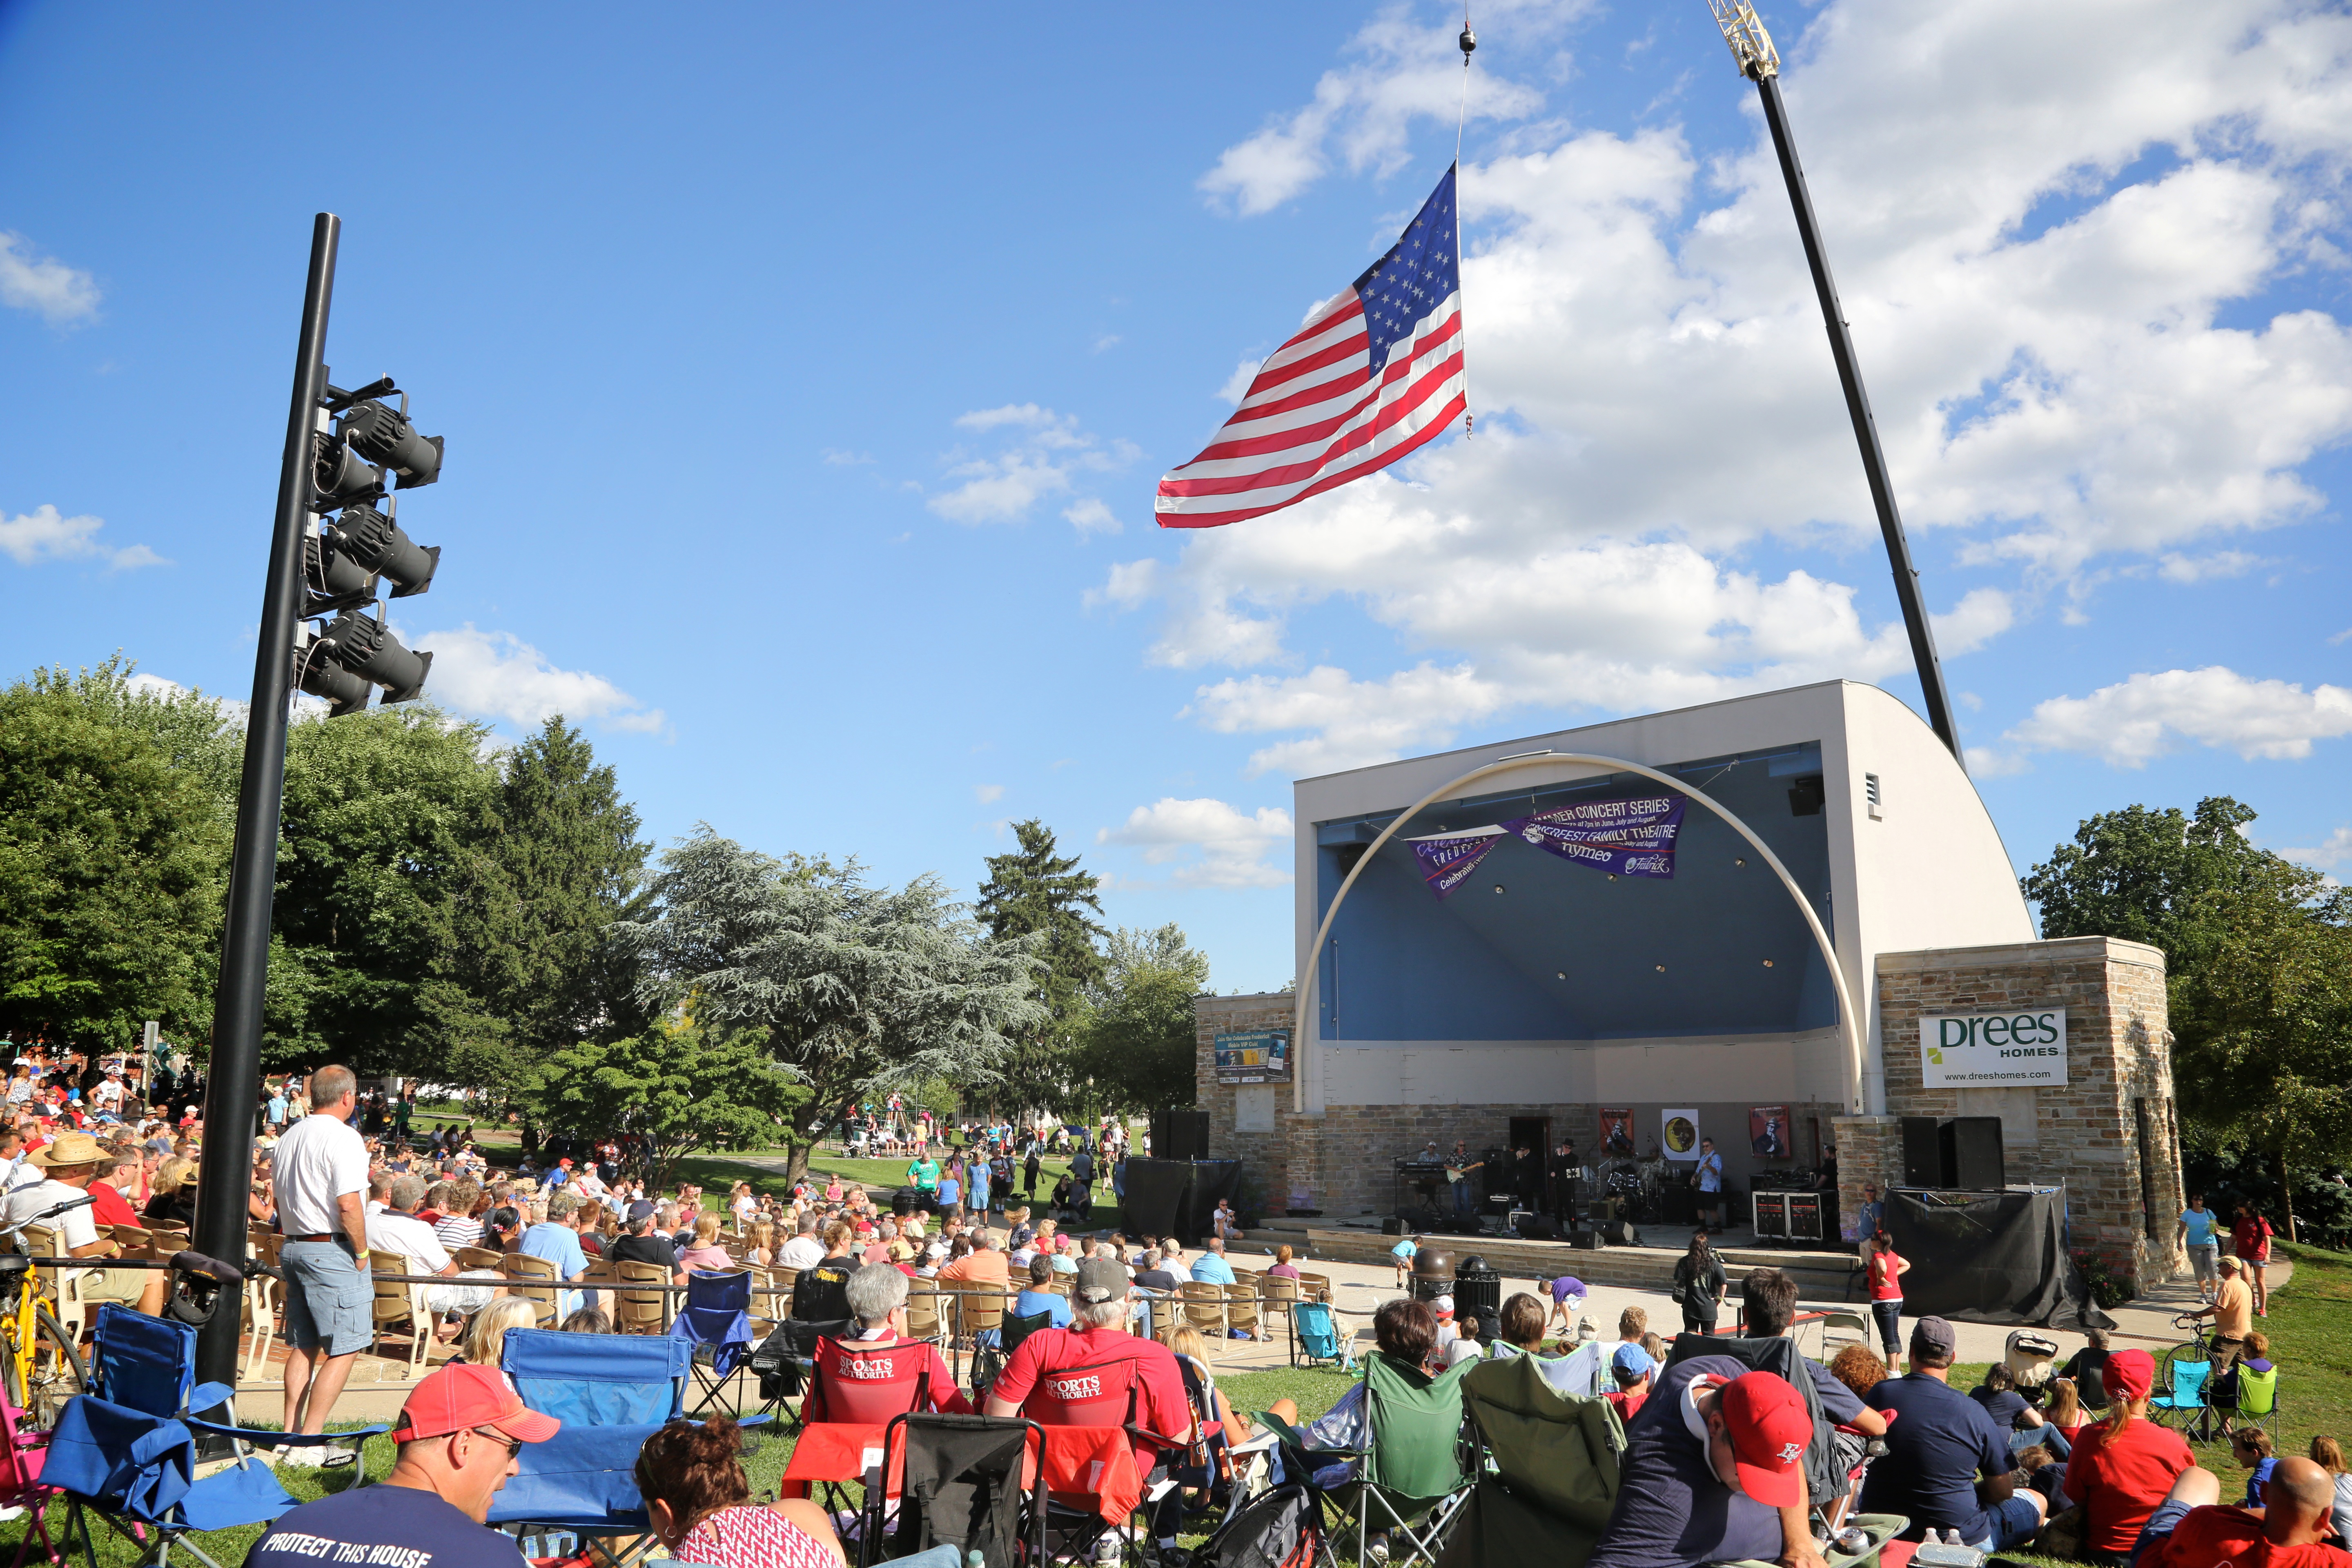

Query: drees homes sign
left=1918, top=1008, right=2068, bottom=1088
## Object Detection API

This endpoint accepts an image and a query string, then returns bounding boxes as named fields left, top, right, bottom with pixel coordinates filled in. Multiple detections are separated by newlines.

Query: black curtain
left=1888, top=1187, right=2113, bottom=1330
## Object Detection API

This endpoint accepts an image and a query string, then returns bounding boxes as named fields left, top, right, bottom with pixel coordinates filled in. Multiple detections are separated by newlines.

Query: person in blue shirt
left=1391, top=1233, right=1419, bottom=1288
left=967, top=1156, right=989, bottom=1220
left=521, top=1191, right=592, bottom=1319
left=1189, top=1236, right=1237, bottom=1286
left=936, top=1169, right=962, bottom=1215
left=2178, top=1194, right=2219, bottom=1302
left=1011, top=1255, right=1072, bottom=1329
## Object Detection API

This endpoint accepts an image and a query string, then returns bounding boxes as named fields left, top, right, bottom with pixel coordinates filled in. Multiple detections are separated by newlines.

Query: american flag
left=1155, top=165, right=1466, bottom=529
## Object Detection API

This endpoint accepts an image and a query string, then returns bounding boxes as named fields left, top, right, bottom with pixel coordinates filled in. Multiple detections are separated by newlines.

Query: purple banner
left=1503, top=793, right=1685, bottom=880
left=1409, top=831, right=1501, bottom=898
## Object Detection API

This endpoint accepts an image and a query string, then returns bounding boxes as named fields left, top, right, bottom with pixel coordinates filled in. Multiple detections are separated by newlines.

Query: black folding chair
left=858, top=1412, right=1045, bottom=1568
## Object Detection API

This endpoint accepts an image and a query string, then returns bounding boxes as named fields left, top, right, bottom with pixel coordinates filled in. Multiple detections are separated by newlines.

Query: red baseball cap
left=1717, top=1371, right=1813, bottom=1508
left=2103, top=1348, right=2155, bottom=1403
left=390, top=1363, right=561, bottom=1445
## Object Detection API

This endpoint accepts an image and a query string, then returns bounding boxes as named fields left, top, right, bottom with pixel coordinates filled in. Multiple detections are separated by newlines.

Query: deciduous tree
left=534, top=1014, right=802, bottom=1194
left=1074, top=924, right=1210, bottom=1114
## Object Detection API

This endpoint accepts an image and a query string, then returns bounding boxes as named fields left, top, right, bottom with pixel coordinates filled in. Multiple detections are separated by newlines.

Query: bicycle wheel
left=22, top=1308, right=85, bottom=1430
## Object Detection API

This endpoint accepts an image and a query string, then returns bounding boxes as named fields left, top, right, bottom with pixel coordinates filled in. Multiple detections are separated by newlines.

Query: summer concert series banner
left=1410, top=794, right=1686, bottom=898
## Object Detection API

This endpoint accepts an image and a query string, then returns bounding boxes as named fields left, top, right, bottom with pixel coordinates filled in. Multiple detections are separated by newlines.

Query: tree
left=533, top=1013, right=804, bottom=1193
left=2169, top=875, right=2352, bottom=1242
left=1075, top=924, right=1211, bottom=1113
left=2022, top=797, right=2281, bottom=971
left=272, top=704, right=501, bottom=1076
left=439, top=717, right=652, bottom=1089
left=975, top=820, right=1105, bottom=1109
left=0, top=659, right=238, bottom=1052
left=615, top=827, right=1048, bottom=1183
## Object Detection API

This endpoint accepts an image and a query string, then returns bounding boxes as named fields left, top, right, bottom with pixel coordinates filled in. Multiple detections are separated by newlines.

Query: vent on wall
left=1864, top=773, right=1883, bottom=821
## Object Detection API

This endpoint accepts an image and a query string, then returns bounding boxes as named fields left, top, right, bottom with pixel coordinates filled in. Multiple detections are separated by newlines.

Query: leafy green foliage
left=1075, top=923, right=1210, bottom=1113
left=616, top=827, right=1050, bottom=1182
left=536, top=1015, right=804, bottom=1192
left=0, top=659, right=238, bottom=1051
left=975, top=819, right=1105, bottom=1107
left=2022, top=796, right=2276, bottom=967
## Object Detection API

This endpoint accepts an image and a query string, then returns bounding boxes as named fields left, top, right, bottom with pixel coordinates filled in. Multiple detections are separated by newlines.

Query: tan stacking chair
left=1180, top=1281, right=1229, bottom=1345
left=613, top=1259, right=673, bottom=1335
left=242, top=1227, right=283, bottom=1381
left=1222, top=1281, right=1261, bottom=1341
left=453, top=1245, right=505, bottom=1272
left=903, top=1276, right=944, bottom=1343
left=1258, top=1273, right=1302, bottom=1353
left=503, top=1251, right=562, bottom=1327
left=1296, top=1271, right=1334, bottom=1305
left=371, top=1255, right=432, bottom=1377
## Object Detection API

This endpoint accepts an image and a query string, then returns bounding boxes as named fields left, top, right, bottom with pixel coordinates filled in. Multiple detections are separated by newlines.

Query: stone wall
left=1841, top=935, right=2183, bottom=1291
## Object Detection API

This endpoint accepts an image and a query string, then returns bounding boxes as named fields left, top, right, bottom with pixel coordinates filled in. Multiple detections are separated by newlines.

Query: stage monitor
left=1942, top=1116, right=2006, bottom=1190
left=1900, top=1116, right=1944, bottom=1187
left=1151, top=1109, right=1211, bottom=1162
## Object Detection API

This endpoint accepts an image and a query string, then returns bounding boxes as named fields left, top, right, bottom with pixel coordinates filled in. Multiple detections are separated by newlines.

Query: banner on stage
left=1920, top=1007, right=2068, bottom=1087
left=1598, top=1108, right=1635, bottom=1157
left=1409, top=831, right=1501, bottom=898
left=1661, top=1109, right=1702, bottom=1160
left=1749, top=1105, right=1792, bottom=1159
left=1507, top=795, right=1685, bottom=879
left=1213, top=1029, right=1292, bottom=1085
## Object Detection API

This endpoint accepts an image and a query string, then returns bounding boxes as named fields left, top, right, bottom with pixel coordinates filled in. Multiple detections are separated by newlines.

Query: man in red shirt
left=86, top=1142, right=140, bottom=1228
left=2139, top=1456, right=2352, bottom=1568
left=986, top=1257, right=1194, bottom=1559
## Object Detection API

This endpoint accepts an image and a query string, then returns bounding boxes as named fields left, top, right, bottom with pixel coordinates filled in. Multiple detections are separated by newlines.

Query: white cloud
left=410, top=625, right=665, bottom=734
left=1092, top=334, right=1123, bottom=353
left=2005, top=666, right=2352, bottom=766
left=821, top=449, right=873, bottom=466
left=929, top=406, right=1139, bottom=527
left=1062, top=498, right=1123, bottom=538
left=1121, top=0, right=2352, bottom=777
left=0, top=233, right=100, bottom=324
left=0, top=504, right=167, bottom=570
left=1196, top=3, right=1571, bottom=214
left=974, top=783, right=1005, bottom=804
left=1216, top=358, right=1263, bottom=405
left=2278, top=824, right=2352, bottom=870
left=1099, top=797, right=1296, bottom=889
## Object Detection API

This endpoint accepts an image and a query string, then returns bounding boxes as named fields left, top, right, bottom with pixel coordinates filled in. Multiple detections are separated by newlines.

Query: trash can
left=1410, top=1246, right=1456, bottom=1303
left=1454, top=1255, right=1502, bottom=1341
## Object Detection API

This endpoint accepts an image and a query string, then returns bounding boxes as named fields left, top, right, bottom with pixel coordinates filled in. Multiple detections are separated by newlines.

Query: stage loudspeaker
left=1515, top=1212, right=1560, bottom=1240
left=1900, top=1116, right=1945, bottom=1187
left=1149, top=1109, right=1211, bottom=1162
left=1604, top=1220, right=1640, bottom=1247
left=1382, top=1216, right=1405, bottom=1236
left=1570, top=1230, right=1603, bottom=1250
left=1944, top=1116, right=2005, bottom=1190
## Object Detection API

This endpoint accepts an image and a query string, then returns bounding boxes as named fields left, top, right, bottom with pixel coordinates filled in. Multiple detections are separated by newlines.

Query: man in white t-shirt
left=4, top=1129, right=167, bottom=1314
left=366, top=1175, right=499, bottom=1334
left=269, top=1065, right=373, bottom=1454
left=91, top=1072, right=124, bottom=1120
left=777, top=1214, right=827, bottom=1272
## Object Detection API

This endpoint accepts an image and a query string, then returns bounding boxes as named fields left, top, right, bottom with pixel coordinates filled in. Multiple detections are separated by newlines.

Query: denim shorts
left=1967, top=1493, right=2046, bottom=1552
left=281, top=1238, right=373, bottom=1356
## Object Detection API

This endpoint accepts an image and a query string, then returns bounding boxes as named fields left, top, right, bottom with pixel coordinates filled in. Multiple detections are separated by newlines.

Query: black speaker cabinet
left=1900, top=1116, right=1945, bottom=1187
left=1150, top=1109, right=1212, bottom=1163
left=1570, top=1230, right=1603, bottom=1250
left=1942, top=1116, right=2006, bottom=1190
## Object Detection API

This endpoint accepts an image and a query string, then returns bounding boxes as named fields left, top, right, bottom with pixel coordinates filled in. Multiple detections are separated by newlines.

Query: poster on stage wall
left=1598, top=1108, right=1635, bottom=1158
left=1749, top=1105, right=1791, bottom=1159
left=1661, top=1109, right=1702, bottom=1160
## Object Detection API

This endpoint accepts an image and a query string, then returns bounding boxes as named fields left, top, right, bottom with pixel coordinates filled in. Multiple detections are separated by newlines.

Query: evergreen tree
left=974, top=819, right=1106, bottom=1108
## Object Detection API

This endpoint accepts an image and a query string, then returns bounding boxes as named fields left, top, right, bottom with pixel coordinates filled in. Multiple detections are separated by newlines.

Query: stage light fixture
left=1555, top=970, right=1566, bottom=980
left=1735, top=857, right=1748, bottom=867
left=337, top=400, right=443, bottom=488
left=313, top=434, right=381, bottom=510
left=1655, top=964, right=1666, bottom=972
left=325, top=504, right=439, bottom=597
left=1762, top=959, right=1775, bottom=967
left=294, top=630, right=372, bottom=717
left=1492, top=884, right=1505, bottom=894
left=313, top=610, right=432, bottom=704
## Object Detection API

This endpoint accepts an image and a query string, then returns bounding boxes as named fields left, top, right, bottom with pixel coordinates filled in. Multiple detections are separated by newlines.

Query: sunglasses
left=469, top=1426, right=523, bottom=1459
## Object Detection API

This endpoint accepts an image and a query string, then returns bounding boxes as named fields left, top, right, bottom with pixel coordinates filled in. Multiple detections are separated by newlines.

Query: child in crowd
left=2233, top=1425, right=2279, bottom=1508
left=1391, top=1231, right=1419, bottom=1289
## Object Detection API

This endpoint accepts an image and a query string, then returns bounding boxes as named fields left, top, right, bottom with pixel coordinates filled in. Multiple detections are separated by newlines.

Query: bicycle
left=0, top=1194, right=98, bottom=1430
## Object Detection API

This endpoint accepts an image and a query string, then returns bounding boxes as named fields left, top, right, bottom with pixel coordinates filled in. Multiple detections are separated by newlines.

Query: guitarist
left=1445, top=1141, right=1486, bottom=1219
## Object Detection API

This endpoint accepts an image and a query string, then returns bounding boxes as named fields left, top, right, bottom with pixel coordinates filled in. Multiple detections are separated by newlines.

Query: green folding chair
left=1448, top=1351, right=1626, bottom=1568
left=1260, top=1353, right=1476, bottom=1568
left=2225, top=1363, right=2281, bottom=1440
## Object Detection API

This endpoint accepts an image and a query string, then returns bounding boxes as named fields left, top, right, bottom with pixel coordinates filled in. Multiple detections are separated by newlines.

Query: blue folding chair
left=2150, top=1352, right=2213, bottom=1443
left=1291, top=1301, right=1357, bottom=1371
left=45, top=1306, right=385, bottom=1568
left=491, top=1329, right=694, bottom=1565
left=670, top=1271, right=756, bottom=1419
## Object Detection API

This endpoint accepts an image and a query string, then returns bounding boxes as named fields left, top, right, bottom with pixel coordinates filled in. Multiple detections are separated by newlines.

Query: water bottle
left=967, top=1552, right=985, bottom=1568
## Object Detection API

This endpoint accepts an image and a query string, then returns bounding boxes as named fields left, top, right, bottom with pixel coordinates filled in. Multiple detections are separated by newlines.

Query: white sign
left=1920, top=1007, right=2069, bottom=1087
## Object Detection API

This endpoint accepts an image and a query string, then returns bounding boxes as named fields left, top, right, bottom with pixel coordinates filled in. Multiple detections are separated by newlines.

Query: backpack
left=1196, top=1481, right=1321, bottom=1568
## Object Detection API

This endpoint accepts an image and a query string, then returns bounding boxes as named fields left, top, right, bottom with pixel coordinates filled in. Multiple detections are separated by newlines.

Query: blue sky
left=4, top=1, right=2349, bottom=995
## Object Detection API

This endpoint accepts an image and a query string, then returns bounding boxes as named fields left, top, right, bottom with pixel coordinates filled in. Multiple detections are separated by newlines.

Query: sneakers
left=275, top=1446, right=321, bottom=1468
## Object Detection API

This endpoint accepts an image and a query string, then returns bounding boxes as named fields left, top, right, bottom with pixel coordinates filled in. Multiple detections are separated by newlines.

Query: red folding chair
left=1017, top=1358, right=1189, bottom=1568
left=804, top=1335, right=974, bottom=1428
left=0, top=1390, right=65, bottom=1568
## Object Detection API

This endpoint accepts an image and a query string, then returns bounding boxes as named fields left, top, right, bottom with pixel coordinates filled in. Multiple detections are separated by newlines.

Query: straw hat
left=31, top=1130, right=107, bottom=1169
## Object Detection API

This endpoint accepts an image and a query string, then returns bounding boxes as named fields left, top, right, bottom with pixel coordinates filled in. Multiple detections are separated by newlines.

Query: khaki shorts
left=78, top=1266, right=147, bottom=1303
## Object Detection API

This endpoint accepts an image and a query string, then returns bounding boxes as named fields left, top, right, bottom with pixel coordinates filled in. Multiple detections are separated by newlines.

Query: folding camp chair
left=670, top=1270, right=757, bottom=1421
left=490, top=1329, right=695, bottom=1568
left=1290, top=1300, right=1356, bottom=1371
left=998, top=1308, right=1055, bottom=1362
left=46, top=1307, right=385, bottom=1568
left=786, top=1334, right=975, bottom=1521
left=2222, top=1362, right=2281, bottom=1439
left=2150, top=1351, right=2214, bottom=1443
left=1448, top=1350, right=1626, bottom=1568
left=857, top=1412, right=1045, bottom=1568
left=0, top=1370, right=67, bottom=1568
left=1014, top=1354, right=1192, bottom=1568
left=1259, top=1354, right=1476, bottom=1568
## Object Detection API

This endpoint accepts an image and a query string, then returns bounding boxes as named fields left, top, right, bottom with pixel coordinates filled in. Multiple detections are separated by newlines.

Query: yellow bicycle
left=0, top=1198, right=93, bottom=1429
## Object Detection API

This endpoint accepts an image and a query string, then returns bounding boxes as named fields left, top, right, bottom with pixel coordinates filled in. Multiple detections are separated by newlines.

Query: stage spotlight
left=313, top=434, right=381, bottom=510
left=294, top=633, right=372, bottom=717
left=1555, top=970, right=1566, bottom=980
left=326, top=505, right=440, bottom=597
left=337, top=400, right=443, bottom=489
left=1655, top=964, right=1666, bottom=972
left=1492, top=884, right=1505, bottom=894
left=1735, top=857, right=1748, bottom=867
left=1763, top=959, right=1775, bottom=967
left=314, top=610, right=433, bottom=704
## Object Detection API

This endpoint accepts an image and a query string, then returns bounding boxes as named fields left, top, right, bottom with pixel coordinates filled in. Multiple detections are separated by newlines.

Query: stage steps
left=1235, top=1219, right=1864, bottom=1303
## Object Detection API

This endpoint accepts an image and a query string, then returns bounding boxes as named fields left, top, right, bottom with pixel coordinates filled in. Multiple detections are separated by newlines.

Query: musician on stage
left=1447, top=1140, right=1482, bottom=1218
left=1547, top=1136, right=1580, bottom=1225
